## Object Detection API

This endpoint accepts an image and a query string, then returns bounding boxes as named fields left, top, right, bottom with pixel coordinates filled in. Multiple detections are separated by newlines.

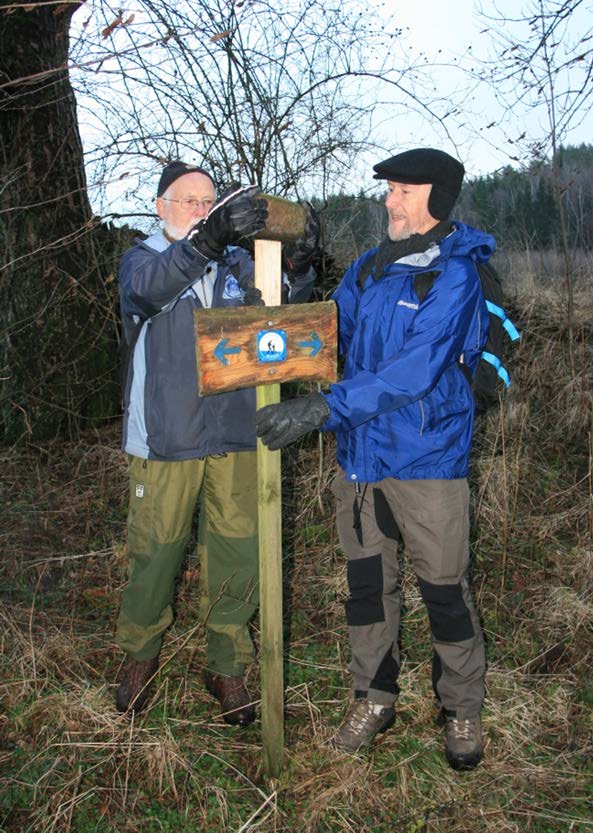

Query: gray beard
left=372, top=220, right=453, bottom=282
left=388, top=229, right=412, bottom=241
left=163, top=221, right=190, bottom=241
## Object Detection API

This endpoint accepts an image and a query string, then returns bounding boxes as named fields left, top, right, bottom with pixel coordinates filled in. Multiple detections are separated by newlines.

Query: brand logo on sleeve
left=222, top=276, right=244, bottom=300
left=397, top=299, right=419, bottom=310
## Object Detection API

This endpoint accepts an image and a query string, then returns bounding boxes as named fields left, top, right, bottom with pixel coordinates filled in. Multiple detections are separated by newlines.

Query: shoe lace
left=347, top=701, right=381, bottom=734
left=449, top=718, right=474, bottom=741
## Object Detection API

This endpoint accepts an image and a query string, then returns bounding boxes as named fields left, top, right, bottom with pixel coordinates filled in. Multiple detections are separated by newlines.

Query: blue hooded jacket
left=322, top=221, right=494, bottom=483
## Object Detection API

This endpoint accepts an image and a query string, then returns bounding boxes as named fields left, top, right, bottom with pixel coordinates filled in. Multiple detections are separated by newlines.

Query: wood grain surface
left=194, top=300, right=337, bottom=395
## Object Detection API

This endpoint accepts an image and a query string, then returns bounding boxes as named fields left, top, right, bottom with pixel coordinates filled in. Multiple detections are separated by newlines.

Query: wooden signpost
left=194, top=213, right=337, bottom=779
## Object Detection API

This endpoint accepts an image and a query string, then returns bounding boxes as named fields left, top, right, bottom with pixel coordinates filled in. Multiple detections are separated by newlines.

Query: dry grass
left=1, top=282, right=592, bottom=832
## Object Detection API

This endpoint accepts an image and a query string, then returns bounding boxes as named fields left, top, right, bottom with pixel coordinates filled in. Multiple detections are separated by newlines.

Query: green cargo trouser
left=333, top=474, right=485, bottom=718
left=116, top=452, right=258, bottom=677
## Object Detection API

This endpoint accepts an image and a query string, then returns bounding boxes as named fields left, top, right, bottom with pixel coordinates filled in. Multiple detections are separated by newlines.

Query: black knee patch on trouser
left=417, top=577, right=475, bottom=642
left=345, top=554, right=384, bottom=626
left=370, top=643, right=400, bottom=696
left=373, top=488, right=400, bottom=540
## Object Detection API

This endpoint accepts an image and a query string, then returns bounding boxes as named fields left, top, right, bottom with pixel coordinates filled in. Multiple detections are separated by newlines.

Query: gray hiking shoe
left=332, top=699, right=395, bottom=752
left=443, top=713, right=483, bottom=770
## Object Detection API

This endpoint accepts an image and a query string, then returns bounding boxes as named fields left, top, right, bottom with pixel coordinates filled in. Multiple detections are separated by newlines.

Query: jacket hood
left=443, top=221, right=496, bottom=264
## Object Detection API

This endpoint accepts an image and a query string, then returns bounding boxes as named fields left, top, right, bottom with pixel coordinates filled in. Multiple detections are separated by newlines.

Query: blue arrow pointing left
left=214, top=338, right=241, bottom=366
left=297, top=331, right=323, bottom=358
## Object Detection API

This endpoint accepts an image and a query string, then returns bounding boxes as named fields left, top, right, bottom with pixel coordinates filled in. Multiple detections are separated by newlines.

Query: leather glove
left=282, top=202, right=320, bottom=280
left=188, top=184, right=268, bottom=261
left=243, top=286, right=265, bottom=306
left=256, top=392, right=330, bottom=450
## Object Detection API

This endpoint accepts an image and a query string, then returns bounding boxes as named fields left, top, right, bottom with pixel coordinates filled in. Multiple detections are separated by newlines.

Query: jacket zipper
left=419, top=399, right=426, bottom=435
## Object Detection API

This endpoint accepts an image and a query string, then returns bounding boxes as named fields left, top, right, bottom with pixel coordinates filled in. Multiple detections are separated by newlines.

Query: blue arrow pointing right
left=297, top=331, right=323, bottom=357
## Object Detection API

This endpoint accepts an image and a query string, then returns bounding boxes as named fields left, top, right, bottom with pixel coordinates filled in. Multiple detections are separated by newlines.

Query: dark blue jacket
left=323, top=222, right=494, bottom=483
left=120, top=232, right=313, bottom=460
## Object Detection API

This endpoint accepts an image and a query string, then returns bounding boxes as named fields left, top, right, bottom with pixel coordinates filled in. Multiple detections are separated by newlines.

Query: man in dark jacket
left=115, top=161, right=316, bottom=724
left=256, top=149, right=492, bottom=769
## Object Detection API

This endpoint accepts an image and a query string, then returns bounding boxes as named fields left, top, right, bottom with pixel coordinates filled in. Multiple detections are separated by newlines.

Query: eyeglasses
left=161, top=197, right=215, bottom=211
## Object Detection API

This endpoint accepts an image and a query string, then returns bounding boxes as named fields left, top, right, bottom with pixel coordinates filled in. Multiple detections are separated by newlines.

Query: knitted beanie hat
left=157, top=161, right=215, bottom=197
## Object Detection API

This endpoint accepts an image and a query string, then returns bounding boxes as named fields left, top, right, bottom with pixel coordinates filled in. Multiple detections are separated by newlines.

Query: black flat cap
left=157, top=161, right=215, bottom=197
left=373, top=148, right=465, bottom=220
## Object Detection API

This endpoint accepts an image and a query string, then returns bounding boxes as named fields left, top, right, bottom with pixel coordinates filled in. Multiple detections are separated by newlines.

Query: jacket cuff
left=319, top=392, right=339, bottom=432
left=175, top=238, right=213, bottom=273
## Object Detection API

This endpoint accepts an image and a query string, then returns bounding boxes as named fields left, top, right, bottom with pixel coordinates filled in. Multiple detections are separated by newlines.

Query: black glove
left=188, top=184, right=268, bottom=261
left=256, top=392, right=330, bottom=450
left=282, top=202, right=320, bottom=280
left=243, top=286, right=265, bottom=306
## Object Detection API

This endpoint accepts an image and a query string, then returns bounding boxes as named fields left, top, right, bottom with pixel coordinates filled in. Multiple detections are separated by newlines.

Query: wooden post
left=254, top=239, right=284, bottom=779
left=194, top=222, right=336, bottom=778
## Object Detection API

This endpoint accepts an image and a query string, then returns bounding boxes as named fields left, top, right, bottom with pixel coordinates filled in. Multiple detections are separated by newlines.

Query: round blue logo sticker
left=257, top=330, right=287, bottom=362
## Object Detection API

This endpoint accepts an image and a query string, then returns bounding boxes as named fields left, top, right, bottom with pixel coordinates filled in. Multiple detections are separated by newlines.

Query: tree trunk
left=0, top=0, right=128, bottom=442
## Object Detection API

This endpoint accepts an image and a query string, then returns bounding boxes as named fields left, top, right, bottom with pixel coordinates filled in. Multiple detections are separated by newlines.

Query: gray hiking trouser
left=333, top=474, right=485, bottom=718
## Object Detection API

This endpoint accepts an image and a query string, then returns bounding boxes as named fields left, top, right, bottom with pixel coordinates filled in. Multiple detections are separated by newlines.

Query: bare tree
left=70, top=0, right=428, bottom=217
left=0, top=0, right=135, bottom=443
left=0, top=0, right=457, bottom=441
left=475, top=0, right=593, bottom=363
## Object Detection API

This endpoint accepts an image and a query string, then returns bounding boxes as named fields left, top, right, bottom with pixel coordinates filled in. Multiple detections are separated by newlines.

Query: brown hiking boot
left=441, top=712, right=483, bottom=770
left=332, top=699, right=395, bottom=752
left=115, top=656, right=159, bottom=715
left=204, top=672, right=256, bottom=726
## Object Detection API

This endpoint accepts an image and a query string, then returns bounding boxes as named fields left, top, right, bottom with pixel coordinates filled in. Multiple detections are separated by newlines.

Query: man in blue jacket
left=256, top=148, right=492, bottom=769
left=116, top=161, right=316, bottom=724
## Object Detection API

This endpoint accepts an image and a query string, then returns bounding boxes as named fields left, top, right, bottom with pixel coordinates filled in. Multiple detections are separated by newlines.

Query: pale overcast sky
left=367, top=0, right=593, bottom=177
left=73, top=0, right=593, bottom=215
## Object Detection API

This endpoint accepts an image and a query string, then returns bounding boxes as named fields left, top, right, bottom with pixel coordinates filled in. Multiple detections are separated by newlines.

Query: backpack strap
left=475, top=263, right=519, bottom=391
left=480, top=351, right=511, bottom=387
left=414, top=270, right=476, bottom=388
left=413, top=264, right=516, bottom=388
left=485, top=300, right=521, bottom=342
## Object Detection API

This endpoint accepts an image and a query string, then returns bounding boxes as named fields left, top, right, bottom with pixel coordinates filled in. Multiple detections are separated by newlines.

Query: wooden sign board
left=194, top=301, right=337, bottom=395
